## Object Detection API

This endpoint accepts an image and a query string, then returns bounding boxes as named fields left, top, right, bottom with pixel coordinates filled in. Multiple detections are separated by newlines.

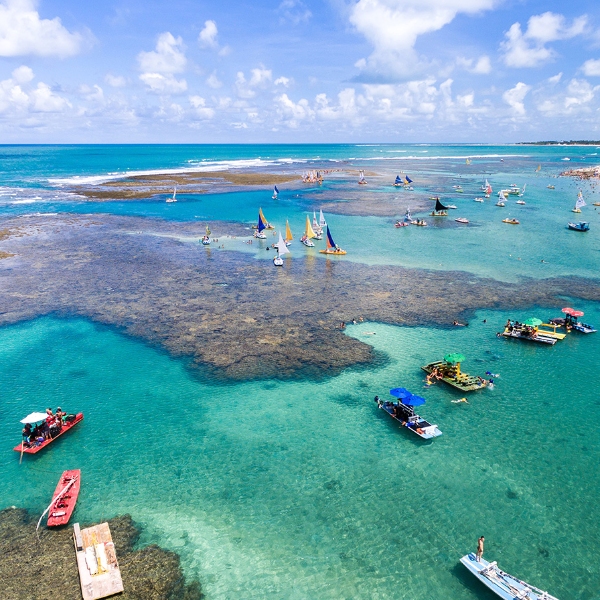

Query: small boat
left=301, top=215, right=316, bottom=246
left=166, top=185, right=177, bottom=203
left=572, top=191, right=586, bottom=213
left=253, top=208, right=270, bottom=238
left=273, top=232, right=289, bottom=266
left=47, top=470, right=81, bottom=527
left=312, top=211, right=323, bottom=239
left=319, top=226, right=346, bottom=255
left=358, top=170, right=367, bottom=185
left=319, top=209, right=327, bottom=230
left=430, top=198, right=448, bottom=216
left=474, top=197, right=484, bottom=203
left=403, top=207, right=414, bottom=223
left=550, top=307, right=596, bottom=333
left=272, top=185, right=279, bottom=199
left=465, top=158, right=471, bottom=165
left=375, top=393, right=442, bottom=440
left=484, top=179, right=492, bottom=195
left=593, top=202, right=600, bottom=206
left=455, top=186, right=464, bottom=193
left=516, top=199, right=526, bottom=205
left=393, top=175, right=403, bottom=187
left=429, top=196, right=440, bottom=201
left=14, top=413, right=84, bottom=455
left=502, top=218, right=519, bottom=224
left=413, top=219, right=427, bottom=226
left=201, top=224, right=211, bottom=245
left=574, top=322, right=597, bottom=333
left=547, top=185, right=555, bottom=189
left=446, top=204, right=457, bottom=209
left=460, top=553, right=558, bottom=600
left=568, top=221, right=589, bottom=232
left=421, top=355, right=488, bottom=392
left=497, top=321, right=556, bottom=345
left=455, top=217, right=469, bottom=224
left=404, top=175, right=414, bottom=189
left=284, top=219, right=293, bottom=246
left=518, top=184, right=526, bottom=197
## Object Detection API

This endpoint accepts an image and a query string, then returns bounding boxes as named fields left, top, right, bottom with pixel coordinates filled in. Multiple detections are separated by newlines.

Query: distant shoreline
left=518, top=141, right=600, bottom=146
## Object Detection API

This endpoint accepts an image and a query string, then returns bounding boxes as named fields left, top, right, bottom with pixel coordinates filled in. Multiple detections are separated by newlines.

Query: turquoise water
left=1, top=310, right=599, bottom=599
left=1, top=144, right=600, bottom=281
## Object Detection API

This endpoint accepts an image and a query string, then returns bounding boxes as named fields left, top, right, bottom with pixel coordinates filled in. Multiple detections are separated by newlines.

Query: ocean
left=1, top=144, right=599, bottom=599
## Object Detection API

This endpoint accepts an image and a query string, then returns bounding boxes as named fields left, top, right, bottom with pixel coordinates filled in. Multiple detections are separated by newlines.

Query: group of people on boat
left=21, top=408, right=72, bottom=448
left=425, top=367, right=444, bottom=385
left=503, top=319, right=537, bottom=337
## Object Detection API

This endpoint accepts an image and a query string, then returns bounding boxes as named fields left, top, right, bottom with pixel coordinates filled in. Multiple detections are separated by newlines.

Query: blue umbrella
left=401, top=394, right=426, bottom=407
left=390, top=387, right=412, bottom=399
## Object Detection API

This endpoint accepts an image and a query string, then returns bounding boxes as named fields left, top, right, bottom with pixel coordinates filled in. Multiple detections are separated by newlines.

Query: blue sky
left=1, top=0, right=600, bottom=142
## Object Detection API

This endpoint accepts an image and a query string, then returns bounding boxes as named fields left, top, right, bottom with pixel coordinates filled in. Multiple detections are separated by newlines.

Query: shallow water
left=1, top=307, right=599, bottom=599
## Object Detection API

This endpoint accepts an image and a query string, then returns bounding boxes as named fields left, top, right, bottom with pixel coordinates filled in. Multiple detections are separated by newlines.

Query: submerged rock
left=0, top=507, right=202, bottom=600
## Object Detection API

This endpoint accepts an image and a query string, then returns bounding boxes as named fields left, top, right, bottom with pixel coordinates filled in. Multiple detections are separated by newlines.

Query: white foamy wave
left=362, top=153, right=529, bottom=161
left=48, top=156, right=324, bottom=186
left=11, top=199, right=37, bottom=204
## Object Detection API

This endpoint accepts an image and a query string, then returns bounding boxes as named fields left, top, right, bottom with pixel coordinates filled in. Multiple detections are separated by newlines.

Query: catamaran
left=301, top=215, right=316, bottom=246
left=461, top=553, right=558, bottom=600
left=201, top=224, right=211, bottom=245
left=273, top=233, right=289, bottom=266
left=319, top=226, right=346, bottom=255
left=284, top=219, right=293, bottom=246
left=272, top=185, right=279, bottom=199
left=572, top=191, right=586, bottom=213
left=166, top=185, right=177, bottom=203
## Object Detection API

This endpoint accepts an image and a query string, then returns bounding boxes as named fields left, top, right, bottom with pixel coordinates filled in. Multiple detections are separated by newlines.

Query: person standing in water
left=476, top=536, right=485, bottom=562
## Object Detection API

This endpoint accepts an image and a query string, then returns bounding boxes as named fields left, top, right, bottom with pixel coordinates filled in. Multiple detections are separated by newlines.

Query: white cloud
left=537, top=78, right=599, bottom=116
left=503, top=82, right=530, bottom=115
left=198, top=20, right=218, bottom=49
left=581, top=59, right=600, bottom=77
left=206, top=72, right=222, bottom=89
left=105, top=74, right=126, bottom=88
left=139, top=73, right=187, bottom=94
left=349, top=0, right=496, bottom=75
left=31, top=82, right=70, bottom=112
left=278, top=0, right=311, bottom=25
left=0, top=0, right=85, bottom=58
left=548, top=72, right=563, bottom=84
left=138, top=32, right=186, bottom=74
left=275, top=93, right=314, bottom=127
left=12, top=65, right=34, bottom=84
left=275, top=76, right=291, bottom=87
left=457, top=55, right=491, bottom=74
left=501, top=12, right=587, bottom=68
left=79, top=84, right=104, bottom=103
left=235, top=66, right=272, bottom=98
left=189, top=95, right=215, bottom=119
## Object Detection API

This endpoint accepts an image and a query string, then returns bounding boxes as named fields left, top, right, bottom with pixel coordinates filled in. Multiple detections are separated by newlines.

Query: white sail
left=319, top=209, right=327, bottom=228
left=576, top=191, right=586, bottom=209
left=276, top=233, right=290, bottom=256
left=173, top=186, right=177, bottom=199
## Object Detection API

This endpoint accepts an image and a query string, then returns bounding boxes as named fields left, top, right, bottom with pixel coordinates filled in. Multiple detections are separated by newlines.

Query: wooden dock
left=73, top=522, right=124, bottom=600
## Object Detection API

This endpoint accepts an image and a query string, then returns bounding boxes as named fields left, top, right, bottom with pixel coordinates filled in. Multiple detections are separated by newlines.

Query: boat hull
left=14, top=413, right=84, bottom=454
left=378, top=401, right=442, bottom=439
left=47, top=469, right=81, bottom=527
left=319, top=249, right=347, bottom=255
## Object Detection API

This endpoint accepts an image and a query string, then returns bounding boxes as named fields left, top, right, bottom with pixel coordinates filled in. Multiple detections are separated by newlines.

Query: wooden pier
left=73, top=522, right=124, bottom=600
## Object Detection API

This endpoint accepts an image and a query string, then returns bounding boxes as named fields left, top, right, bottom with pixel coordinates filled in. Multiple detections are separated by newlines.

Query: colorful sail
left=536, top=164, right=541, bottom=172
left=276, top=233, right=290, bottom=256
left=325, top=226, right=336, bottom=250
left=395, top=175, right=402, bottom=184
left=205, top=224, right=211, bottom=236
left=404, top=175, right=413, bottom=184
left=305, top=215, right=316, bottom=239
left=273, top=185, right=279, bottom=195
left=319, top=210, right=327, bottom=228
left=285, top=219, right=293, bottom=242
left=257, top=207, right=268, bottom=232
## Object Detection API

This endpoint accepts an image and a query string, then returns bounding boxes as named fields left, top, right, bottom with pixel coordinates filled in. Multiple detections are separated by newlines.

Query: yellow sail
left=285, top=219, right=293, bottom=242
left=305, top=215, right=316, bottom=239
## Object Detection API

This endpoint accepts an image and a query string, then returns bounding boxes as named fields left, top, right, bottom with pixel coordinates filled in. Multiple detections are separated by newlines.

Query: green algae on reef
left=0, top=508, right=202, bottom=600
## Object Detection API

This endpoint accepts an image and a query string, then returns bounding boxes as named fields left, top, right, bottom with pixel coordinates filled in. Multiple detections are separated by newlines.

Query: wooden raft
left=73, top=522, right=124, bottom=600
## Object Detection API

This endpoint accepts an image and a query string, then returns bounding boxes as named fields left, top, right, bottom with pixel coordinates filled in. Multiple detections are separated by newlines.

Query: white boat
left=496, top=191, right=506, bottom=207
left=319, top=209, right=327, bottom=230
left=474, top=197, right=484, bottom=203
left=272, top=185, right=279, bottom=199
left=446, top=204, right=457, bottom=209
left=518, top=184, right=526, bottom=197
left=455, top=217, right=469, bottom=224
left=312, top=211, right=323, bottom=239
left=273, top=232, right=289, bottom=266
left=301, top=215, right=316, bottom=247
left=516, top=199, right=526, bottom=205
left=572, top=191, right=586, bottom=213
left=201, top=224, right=211, bottom=245
left=404, top=207, right=414, bottom=223
left=166, top=185, right=177, bottom=203
left=460, top=553, right=558, bottom=600
left=358, top=170, right=367, bottom=185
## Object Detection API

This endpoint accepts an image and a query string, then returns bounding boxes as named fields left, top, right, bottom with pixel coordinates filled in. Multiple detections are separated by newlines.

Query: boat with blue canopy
left=568, top=221, right=589, bottom=232
left=374, top=389, right=442, bottom=439
left=460, top=553, right=558, bottom=600
left=319, top=226, right=346, bottom=255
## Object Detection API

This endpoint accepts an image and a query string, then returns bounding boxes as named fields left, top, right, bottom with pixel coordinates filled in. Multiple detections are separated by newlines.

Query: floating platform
left=421, top=361, right=488, bottom=392
left=73, top=522, right=124, bottom=600
left=497, top=329, right=556, bottom=345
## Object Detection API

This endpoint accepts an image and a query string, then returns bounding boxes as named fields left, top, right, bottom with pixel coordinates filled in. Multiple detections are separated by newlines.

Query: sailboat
left=536, top=164, right=541, bottom=172
left=166, top=185, right=177, bottom=203
left=516, top=184, right=526, bottom=204
left=496, top=191, right=506, bottom=207
left=404, top=175, right=414, bottom=190
left=254, top=209, right=268, bottom=238
left=273, top=233, right=289, bottom=266
left=358, top=170, right=367, bottom=185
left=393, top=175, right=403, bottom=187
left=272, top=185, right=279, bottom=199
left=312, top=211, right=323, bottom=239
left=301, top=215, right=316, bottom=246
left=253, top=207, right=274, bottom=230
left=465, top=158, right=471, bottom=165
left=284, top=219, right=293, bottom=246
left=573, top=191, right=586, bottom=213
left=319, top=209, right=327, bottom=230
left=485, top=179, right=492, bottom=197
left=319, top=226, right=346, bottom=255
left=201, top=224, right=211, bottom=245
left=430, top=198, right=449, bottom=216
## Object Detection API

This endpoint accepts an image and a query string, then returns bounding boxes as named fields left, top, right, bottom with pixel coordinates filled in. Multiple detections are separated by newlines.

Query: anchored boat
left=273, top=233, right=289, bottom=266
left=572, top=191, right=586, bottom=213
left=497, top=318, right=557, bottom=345
left=284, top=219, right=293, bottom=246
left=272, top=185, right=279, bottom=199
left=375, top=389, right=442, bottom=440
left=460, top=553, right=558, bottom=600
left=502, top=218, right=519, bottom=225
left=15, top=412, right=84, bottom=455
left=421, top=354, right=488, bottom=392
left=46, top=470, right=81, bottom=527
left=319, top=226, right=346, bottom=255
left=549, top=307, right=596, bottom=333
left=430, top=198, right=449, bottom=216
left=568, top=221, right=589, bottom=232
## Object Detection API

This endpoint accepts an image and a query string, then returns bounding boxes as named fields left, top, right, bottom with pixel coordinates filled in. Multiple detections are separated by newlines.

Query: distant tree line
left=518, top=140, right=600, bottom=145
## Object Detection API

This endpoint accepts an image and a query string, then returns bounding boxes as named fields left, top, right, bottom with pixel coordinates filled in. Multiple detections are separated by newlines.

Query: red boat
left=14, top=413, right=84, bottom=454
left=47, top=470, right=81, bottom=527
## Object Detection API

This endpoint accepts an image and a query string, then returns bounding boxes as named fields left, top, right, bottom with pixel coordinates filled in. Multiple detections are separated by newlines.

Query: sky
left=1, top=0, right=600, bottom=143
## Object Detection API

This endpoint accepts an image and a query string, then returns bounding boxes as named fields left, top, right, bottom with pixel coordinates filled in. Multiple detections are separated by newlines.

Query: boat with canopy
left=568, top=221, right=589, bottom=231
left=14, top=412, right=84, bottom=455
left=460, top=553, right=558, bottom=600
left=301, top=215, right=316, bottom=247
left=319, top=226, right=346, bottom=255
left=375, top=389, right=442, bottom=440
left=497, top=318, right=557, bottom=345
left=430, top=198, right=448, bottom=216
left=421, top=354, right=489, bottom=391
left=549, top=307, right=596, bottom=333
left=273, top=233, right=289, bottom=266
